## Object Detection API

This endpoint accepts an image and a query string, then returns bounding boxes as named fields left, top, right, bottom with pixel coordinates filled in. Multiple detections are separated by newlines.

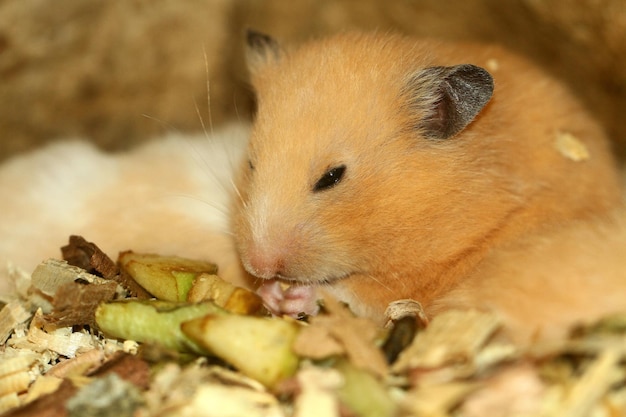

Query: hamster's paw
left=257, top=279, right=320, bottom=318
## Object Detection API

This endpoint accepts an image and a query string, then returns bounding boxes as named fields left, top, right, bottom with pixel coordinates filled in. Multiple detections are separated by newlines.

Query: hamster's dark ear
left=245, top=30, right=282, bottom=74
left=405, top=64, right=494, bottom=139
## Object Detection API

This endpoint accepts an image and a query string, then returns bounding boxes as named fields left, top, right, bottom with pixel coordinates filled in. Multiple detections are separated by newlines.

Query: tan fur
left=234, top=32, right=624, bottom=344
left=435, top=210, right=626, bottom=343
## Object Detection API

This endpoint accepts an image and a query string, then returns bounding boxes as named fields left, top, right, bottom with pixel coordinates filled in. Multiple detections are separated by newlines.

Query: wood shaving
left=0, top=302, right=31, bottom=344
left=392, top=309, right=502, bottom=373
left=293, top=366, right=343, bottom=417
left=295, top=295, right=389, bottom=377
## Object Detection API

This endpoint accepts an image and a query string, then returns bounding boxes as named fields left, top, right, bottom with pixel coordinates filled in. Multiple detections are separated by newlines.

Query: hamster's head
left=232, top=31, right=506, bottom=294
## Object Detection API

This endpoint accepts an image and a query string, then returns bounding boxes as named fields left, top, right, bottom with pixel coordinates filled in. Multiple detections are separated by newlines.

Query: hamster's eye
left=313, top=165, right=346, bottom=192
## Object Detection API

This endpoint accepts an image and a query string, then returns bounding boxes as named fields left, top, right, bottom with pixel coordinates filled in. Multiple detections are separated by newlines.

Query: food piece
left=335, top=360, right=397, bottom=417
left=118, top=252, right=263, bottom=312
left=186, top=273, right=264, bottom=315
left=118, top=251, right=218, bottom=301
left=182, top=314, right=300, bottom=388
left=95, top=299, right=225, bottom=354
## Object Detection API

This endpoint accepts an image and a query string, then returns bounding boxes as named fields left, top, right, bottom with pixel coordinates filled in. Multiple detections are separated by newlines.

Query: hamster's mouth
left=256, top=279, right=321, bottom=318
left=256, top=269, right=354, bottom=319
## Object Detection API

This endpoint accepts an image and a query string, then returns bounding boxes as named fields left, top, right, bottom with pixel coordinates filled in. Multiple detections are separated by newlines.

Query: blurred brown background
left=1, top=0, right=625, bottom=160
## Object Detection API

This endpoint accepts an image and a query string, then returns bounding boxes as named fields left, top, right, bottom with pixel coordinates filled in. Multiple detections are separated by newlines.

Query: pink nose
left=245, top=246, right=288, bottom=279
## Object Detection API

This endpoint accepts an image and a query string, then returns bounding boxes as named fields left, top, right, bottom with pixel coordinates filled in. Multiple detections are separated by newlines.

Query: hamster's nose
left=244, top=245, right=288, bottom=280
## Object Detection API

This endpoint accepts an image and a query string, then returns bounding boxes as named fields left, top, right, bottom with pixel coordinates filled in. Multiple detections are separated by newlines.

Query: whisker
left=229, top=178, right=246, bottom=207
left=364, top=273, right=394, bottom=294
left=202, top=45, right=214, bottom=136
left=164, top=192, right=228, bottom=213
left=194, top=98, right=211, bottom=141
left=141, top=113, right=181, bottom=134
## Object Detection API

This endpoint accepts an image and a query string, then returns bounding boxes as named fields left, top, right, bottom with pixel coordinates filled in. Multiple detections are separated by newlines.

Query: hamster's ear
left=405, top=64, right=494, bottom=139
left=245, top=30, right=282, bottom=74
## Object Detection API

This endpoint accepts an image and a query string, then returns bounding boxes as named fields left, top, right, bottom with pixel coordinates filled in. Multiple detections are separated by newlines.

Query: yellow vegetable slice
left=182, top=314, right=300, bottom=388
left=118, top=251, right=218, bottom=302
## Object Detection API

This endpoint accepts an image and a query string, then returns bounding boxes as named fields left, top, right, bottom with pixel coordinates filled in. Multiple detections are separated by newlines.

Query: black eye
left=313, top=165, right=346, bottom=192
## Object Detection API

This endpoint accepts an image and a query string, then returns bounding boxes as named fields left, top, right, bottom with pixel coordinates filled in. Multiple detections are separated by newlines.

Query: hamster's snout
left=241, top=233, right=323, bottom=319
left=243, top=243, right=289, bottom=280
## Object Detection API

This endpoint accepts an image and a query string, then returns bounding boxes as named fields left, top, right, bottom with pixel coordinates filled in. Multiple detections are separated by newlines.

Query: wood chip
left=30, top=259, right=120, bottom=299
left=114, top=268, right=153, bottom=299
left=303, top=295, right=389, bottom=378
left=293, top=366, right=343, bottom=417
left=392, top=309, right=501, bottom=373
left=550, top=347, right=623, bottom=417
left=0, top=372, right=32, bottom=397
left=61, top=235, right=119, bottom=280
left=403, top=381, right=479, bottom=417
left=46, top=349, right=105, bottom=379
left=47, top=280, right=118, bottom=328
left=181, top=384, right=284, bottom=417
left=10, top=310, right=98, bottom=358
left=22, top=376, right=64, bottom=404
left=0, top=302, right=32, bottom=344
left=0, top=393, right=20, bottom=415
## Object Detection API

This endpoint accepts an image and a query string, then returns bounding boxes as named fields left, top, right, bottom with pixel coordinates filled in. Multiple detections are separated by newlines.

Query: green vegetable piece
left=95, top=299, right=225, bottom=354
left=172, top=271, right=197, bottom=301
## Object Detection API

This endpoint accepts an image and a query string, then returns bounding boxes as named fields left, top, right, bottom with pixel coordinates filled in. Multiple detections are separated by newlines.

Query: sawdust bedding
left=1, top=236, right=625, bottom=417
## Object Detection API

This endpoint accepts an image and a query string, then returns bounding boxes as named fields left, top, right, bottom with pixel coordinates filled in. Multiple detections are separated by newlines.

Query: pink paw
left=257, top=280, right=320, bottom=318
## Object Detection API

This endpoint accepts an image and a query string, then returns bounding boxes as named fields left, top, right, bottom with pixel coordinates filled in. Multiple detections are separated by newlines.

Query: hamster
left=233, top=31, right=625, bottom=344
left=1, top=30, right=624, bottom=345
